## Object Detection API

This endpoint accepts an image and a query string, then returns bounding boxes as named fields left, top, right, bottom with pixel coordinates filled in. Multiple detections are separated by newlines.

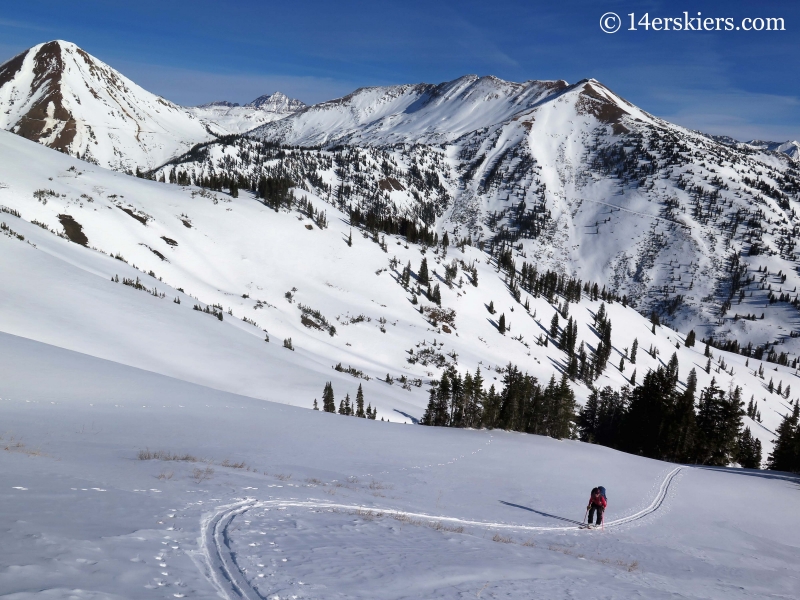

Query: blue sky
left=1, top=0, right=797, bottom=141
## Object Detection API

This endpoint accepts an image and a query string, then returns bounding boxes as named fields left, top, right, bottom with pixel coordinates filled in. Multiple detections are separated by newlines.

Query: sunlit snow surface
left=1, top=333, right=798, bottom=599
left=0, top=129, right=790, bottom=453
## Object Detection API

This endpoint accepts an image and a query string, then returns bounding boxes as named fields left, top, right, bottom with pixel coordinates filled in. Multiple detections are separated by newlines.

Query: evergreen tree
left=694, top=379, right=744, bottom=466
left=402, top=261, right=411, bottom=287
left=767, top=403, right=800, bottom=472
left=666, top=352, right=679, bottom=385
left=313, top=399, right=319, bottom=410
left=431, top=283, right=442, bottom=306
left=594, top=303, right=606, bottom=329
left=498, top=313, right=506, bottom=334
left=594, top=320, right=613, bottom=375
left=322, top=381, right=336, bottom=413
left=488, top=300, right=495, bottom=314
left=497, top=364, right=526, bottom=432
left=449, top=368, right=465, bottom=427
left=737, top=427, right=762, bottom=469
left=418, top=257, right=429, bottom=285
left=685, top=329, right=696, bottom=347
left=550, top=312, right=559, bottom=338
left=630, top=338, right=638, bottom=364
left=669, top=368, right=698, bottom=462
left=578, top=388, right=599, bottom=443
left=551, top=373, right=578, bottom=439
left=650, top=311, right=660, bottom=328
left=355, top=384, right=366, bottom=418
left=621, top=364, right=678, bottom=458
left=434, top=371, right=451, bottom=426
left=578, top=386, right=627, bottom=447
left=481, top=384, right=501, bottom=429
left=463, top=368, right=484, bottom=428
left=422, top=372, right=452, bottom=426
left=347, top=229, right=353, bottom=247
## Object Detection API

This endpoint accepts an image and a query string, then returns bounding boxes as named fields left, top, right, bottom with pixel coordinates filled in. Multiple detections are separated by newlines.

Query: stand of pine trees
left=577, top=356, right=763, bottom=468
left=318, top=352, right=784, bottom=471
left=767, top=403, right=800, bottom=472
left=420, top=364, right=576, bottom=440
left=318, top=382, right=376, bottom=419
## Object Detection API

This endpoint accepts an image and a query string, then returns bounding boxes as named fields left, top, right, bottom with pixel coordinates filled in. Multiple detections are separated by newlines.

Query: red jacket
left=588, top=494, right=607, bottom=508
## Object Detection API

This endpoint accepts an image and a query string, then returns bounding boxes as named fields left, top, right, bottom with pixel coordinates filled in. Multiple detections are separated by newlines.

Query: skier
left=585, top=486, right=607, bottom=528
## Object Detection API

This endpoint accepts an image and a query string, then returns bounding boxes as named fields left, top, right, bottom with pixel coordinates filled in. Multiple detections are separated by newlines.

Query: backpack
left=598, top=486, right=607, bottom=500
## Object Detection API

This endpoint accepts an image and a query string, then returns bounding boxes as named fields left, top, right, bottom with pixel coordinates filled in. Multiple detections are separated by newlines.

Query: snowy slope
left=0, top=129, right=791, bottom=452
left=250, top=75, right=568, bottom=146
left=234, top=78, right=800, bottom=355
left=1, top=332, right=798, bottom=599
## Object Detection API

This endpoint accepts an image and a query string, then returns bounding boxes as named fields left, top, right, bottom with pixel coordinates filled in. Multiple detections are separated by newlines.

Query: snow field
left=1, top=333, right=798, bottom=598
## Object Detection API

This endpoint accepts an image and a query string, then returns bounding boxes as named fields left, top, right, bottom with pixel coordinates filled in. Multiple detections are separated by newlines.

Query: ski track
left=198, top=467, right=682, bottom=599
left=199, top=499, right=261, bottom=600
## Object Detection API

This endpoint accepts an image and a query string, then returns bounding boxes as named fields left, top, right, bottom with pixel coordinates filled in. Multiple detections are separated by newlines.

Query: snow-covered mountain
left=0, top=40, right=216, bottom=171
left=245, top=91, right=306, bottom=113
left=708, top=135, right=800, bottom=162
left=188, top=92, right=306, bottom=136
left=0, top=128, right=788, bottom=455
left=3, top=39, right=798, bottom=600
left=747, top=139, right=800, bottom=162
left=174, top=76, right=800, bottom=358
left=0, top=41, right=306, bottom=170
left=1, top=41, right=797, bottom=450
left=250, top=75, right=568, bottom=146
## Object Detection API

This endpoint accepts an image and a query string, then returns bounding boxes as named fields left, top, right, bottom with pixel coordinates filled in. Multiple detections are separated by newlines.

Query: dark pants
left=588, top=505, right=604, bottom=525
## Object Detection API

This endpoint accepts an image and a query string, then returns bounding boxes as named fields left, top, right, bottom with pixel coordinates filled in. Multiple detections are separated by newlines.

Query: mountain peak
left=0, top=39, right=211, bottom=169
left=245, top=91, right=306, bottom=113
left=746, top=139, right=800, bottom=161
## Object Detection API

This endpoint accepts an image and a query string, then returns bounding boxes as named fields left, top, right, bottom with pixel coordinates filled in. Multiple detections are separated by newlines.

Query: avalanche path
left=198, top=467, right=682, bottom=599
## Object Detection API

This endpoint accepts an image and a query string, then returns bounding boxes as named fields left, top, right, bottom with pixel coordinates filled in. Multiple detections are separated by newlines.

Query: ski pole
left=583, top=507, right=589, bottom=524
left=601, top=511, right=605, bottom=531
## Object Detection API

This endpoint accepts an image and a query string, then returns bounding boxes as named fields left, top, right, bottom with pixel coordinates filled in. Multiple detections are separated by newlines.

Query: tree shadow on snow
left=692, top=465, right=800, bottom=486
left=393, top=409, right=419, bottom=424
left=499, top=501, right=584, bottom=525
